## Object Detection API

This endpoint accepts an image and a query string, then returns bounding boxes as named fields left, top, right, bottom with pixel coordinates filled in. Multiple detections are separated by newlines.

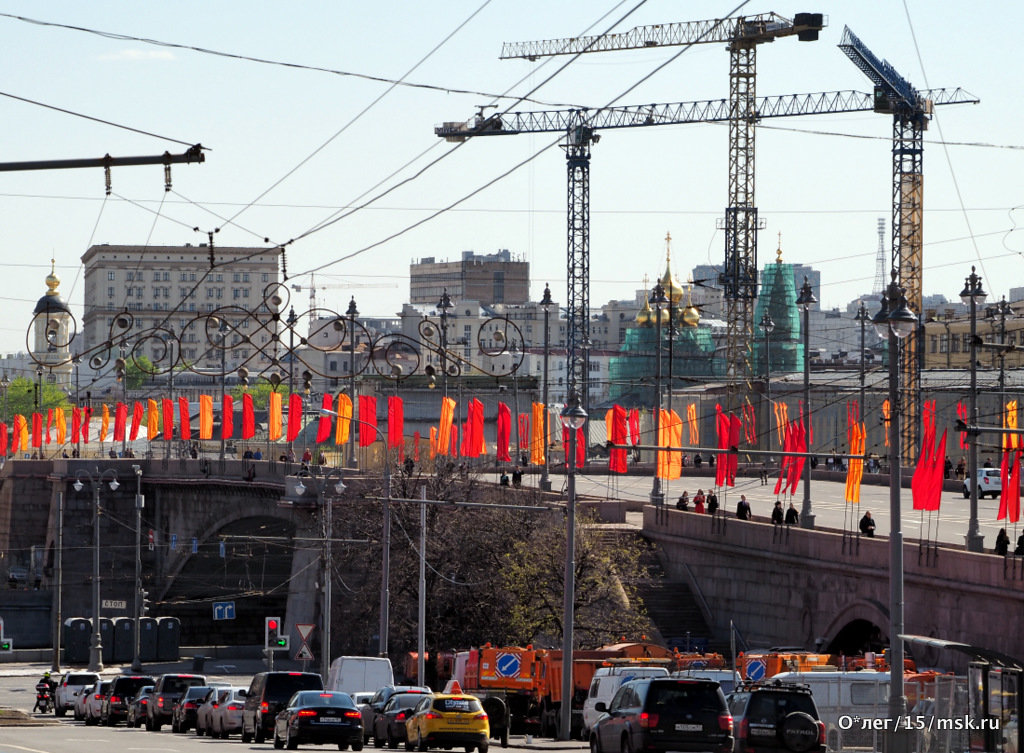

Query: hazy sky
left=0, top=1, right=1018, bottom=356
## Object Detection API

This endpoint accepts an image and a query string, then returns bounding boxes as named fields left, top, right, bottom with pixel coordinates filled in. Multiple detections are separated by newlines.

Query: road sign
left=495, top=652, right=521, bottom=678
left=295, top=643, right=314, bottom=661
left=101, top=599, right=127, bottom=610
left=296, top=623, right=315, bottom=643
left=746, top=659, right=766, bottom=682
left=212, top=601, right=236, bottom=621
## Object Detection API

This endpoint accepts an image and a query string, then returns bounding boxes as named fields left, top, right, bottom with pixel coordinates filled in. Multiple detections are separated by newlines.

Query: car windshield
left=266, top=675, right=323, bottom=703
left=392, top=694, right=425, bottom=709
left=747, top=692, right=816, bottom=719
left=647, top=682, right=723, bottom=712
left=162, top=676, right=206, bottom=694
left=293, top=691, right=354, bottom=708
left=66, top=674, right=99, bottom=685
left=184, top=686, right=211, bottom=700
left=434, top=697, right=482, bottom=713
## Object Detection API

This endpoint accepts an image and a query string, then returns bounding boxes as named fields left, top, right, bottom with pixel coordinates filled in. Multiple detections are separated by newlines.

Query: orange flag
left=199, top=395, right=213, bottom=439
left=147, top=399, right=159, bottom=441
left=100, top=404, right=110, bottom=443
left=437, top=397, right=456, bottom=457
left=335, top=393, right=352, bottom=445
left=530, top=401, right=545, bottom=465
left=55, top=407, right=66, bottom=445
left=269, top=391, right=283, bottom=441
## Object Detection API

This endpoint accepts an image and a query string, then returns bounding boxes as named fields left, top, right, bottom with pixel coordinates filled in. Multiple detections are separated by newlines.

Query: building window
left=929, top=335, right=937, bottom=354
left=939, top=334, right=948, bottom=354
left=233, top=273, right=240, bottom=283
left=181, top=271, right=188, bottom=281
left=329, top=360, right=338, bottom=371
left=189, top=272, right=196, bottom=281
left=243, top=272, right=250, bottom=282
left=107, top=286, right=115, bottom=297
left=233, top=289, right=241, bottom=299
left=126, top=271, right=134, bottom=281
left=243, top=289, right=249, bottom=298
left=262, top=273, right=269, bottom=283
left=216, top=288, right=223, bottom=299
left=207, top=289, right=214, bottom=298
left=163, top=271, right=170, bottom=281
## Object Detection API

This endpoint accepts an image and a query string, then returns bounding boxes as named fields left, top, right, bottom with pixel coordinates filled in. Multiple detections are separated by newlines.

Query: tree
left=124, top=354, right=155, bottom=390
left=230, top=381, right=291, bottom=411
left=4, top=376, right=71, bottom=417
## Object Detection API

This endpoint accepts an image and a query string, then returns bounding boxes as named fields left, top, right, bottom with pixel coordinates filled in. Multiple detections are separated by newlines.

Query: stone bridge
left=643, top=505, right=1024, bottom=670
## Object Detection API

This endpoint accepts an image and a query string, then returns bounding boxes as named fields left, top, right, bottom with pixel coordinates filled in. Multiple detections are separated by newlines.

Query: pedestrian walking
left=771, top=500, right=784, bottom=524
left=785, top=502, right=799, bottom=525
left=944, top=456, right=952, bottom=480
left=736, top=495, right=752, bottom=521
left=706, top=489, right=719, bottom=515
left=694, top=453, right=703, bottom=470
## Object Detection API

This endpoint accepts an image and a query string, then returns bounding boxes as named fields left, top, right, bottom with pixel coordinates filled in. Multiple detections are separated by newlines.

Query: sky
left=0, top=0, right=1020, bottom=356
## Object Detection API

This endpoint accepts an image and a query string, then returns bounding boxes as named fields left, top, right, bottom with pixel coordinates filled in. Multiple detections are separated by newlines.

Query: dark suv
left=101, top=675, right=154, bottom=725
left=726, top=682, right=825, bottom=753
left=590, top=677, right=733, bottom=753
left=147, top=673, right=207, bottom=731
left=241, top=671, right=323, bottom=744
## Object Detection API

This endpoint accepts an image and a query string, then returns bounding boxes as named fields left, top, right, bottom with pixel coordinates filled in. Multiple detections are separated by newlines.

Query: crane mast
left=500, top=12, right=825, bottom=406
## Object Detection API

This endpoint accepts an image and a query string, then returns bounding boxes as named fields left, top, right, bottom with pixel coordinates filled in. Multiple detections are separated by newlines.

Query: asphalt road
left=537, top=469, right=1011, bottom=552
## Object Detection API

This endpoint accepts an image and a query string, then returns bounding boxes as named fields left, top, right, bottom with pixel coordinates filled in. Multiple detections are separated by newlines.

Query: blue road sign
left=495, top=652, right=521, bottom=678
left=212, top=601, right=236, bottom=621
left=746, top=659, right=766, bottom=682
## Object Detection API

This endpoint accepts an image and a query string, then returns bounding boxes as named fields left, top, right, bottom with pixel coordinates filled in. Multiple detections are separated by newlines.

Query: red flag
left=316, top=394, right=334, bottom=443
left=129, top=402, right=143, bottom=441
left=774, top=421, right=793, bottom=496
left=387, top=396, right=404, bottom=449
left=114, top=402, right=127, bottom=441
left=242, top=393, right=255, bottom=440
left=714, top=405, right=728, bottom=487
left=561, top=426, right=585, bottom=468
left=82, top=407, right=92, bottom=444
left=787, top=420, right=807, bottom=495
left=222, top=395, right=234, bottom=439
left=45, top=409, right=52, bottom=445
left=450, top=425, right=459, bottom=457
left=926, top=430, right=947, bottom=512
left=31, top=412, right=41, bottom=448
left=609, top=404, right=628, bottom=474
left=359, top=395, right=377, bottom=447
left=0, top=422, right=6, bottom=456
left=413, top=431, right=421, bottom=462
left=956, top=401, right=968, bottom=449
left=72, top=408, right=82, bottom=445
left=517, top=413, right=528, bottom=451
left=628, top=409, right=640, bottom=446
left=496, top=403, right=512, bottom=462
left=287, top=393, right=303, bottom=442
left=162, top=399, right=174, bottom=440
left=178, top=397, right=192, bottom=441
left=727, top=413, right=741, bottom=486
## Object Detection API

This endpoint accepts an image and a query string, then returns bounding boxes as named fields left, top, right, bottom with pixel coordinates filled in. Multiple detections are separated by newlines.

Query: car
left=726, top=681, right=826, bottom=753
left=194, top=686, right=222, bottom=736
left=364, top=685, right=432, bottom=744
left=127, top=686, right=154, bottom=728
left=101, top=674, right=154, bottom=726
left=273, top=690, right=364, bottom=751
left=964, top=468, right=1002, bottom=498
left=242, top=671, right=324, bottom=744
left=83, top=680, right=112, bottom=726
left=405, top=691, right=489, bottom=753
left=73, top=682, right=95, bottom=721
left=171, top=685, right=213, bottom=733
left=147, top=673, right=207, bottom=731
left=589, top=677, right=733, bottom=753
left=55, top=671, right=100, bottom=717
left=374, top=691, right=429, bottom=748
left=210, top=687, right=248, bottom=739
left=582, top=665, right=670, bottom=736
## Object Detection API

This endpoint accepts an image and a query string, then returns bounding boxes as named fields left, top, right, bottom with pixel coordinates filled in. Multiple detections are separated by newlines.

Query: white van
left=772, top=670, right=890, bottom=751
left=326, top=656, right=395, bottom=696
left=671, top=668, right=742, bottom=695
left=581, top=665, right=670, bottom=735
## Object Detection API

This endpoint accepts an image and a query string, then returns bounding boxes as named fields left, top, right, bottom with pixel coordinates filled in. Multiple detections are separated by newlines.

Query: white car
left=83, top=680, right=112, bottom=725
left=56, top=671, right=99, bottom=717
left=210, top=687, right=247, bottom=739
left=73, top=682, right=95, bottom=721
left=194, top=687, right=221, bottom=736
left=963, top=468, right=1002, bottom=499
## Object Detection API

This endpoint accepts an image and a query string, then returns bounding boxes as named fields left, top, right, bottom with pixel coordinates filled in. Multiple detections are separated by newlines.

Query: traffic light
left=0, top=637, right=11, bottom=652
left=140, top=589, right=151, bottom=616
left=302, top=370, right=313, bottom=394
left=265, top=616, right=289, bottom=650
left=115, top=357, right=126, bottom=382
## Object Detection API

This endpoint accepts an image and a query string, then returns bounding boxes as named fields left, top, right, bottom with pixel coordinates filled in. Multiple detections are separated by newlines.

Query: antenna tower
left=872, top=217, right=886, bottom=295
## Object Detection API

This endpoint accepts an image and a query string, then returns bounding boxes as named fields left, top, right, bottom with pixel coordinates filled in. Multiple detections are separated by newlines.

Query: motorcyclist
left=33, top=671, right=56, bottom=713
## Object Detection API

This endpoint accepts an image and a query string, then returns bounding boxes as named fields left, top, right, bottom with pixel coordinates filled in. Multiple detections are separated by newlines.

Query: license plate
left=316, top=717, right=343, bottom=724
left=675, top=724, right=702, bottom=732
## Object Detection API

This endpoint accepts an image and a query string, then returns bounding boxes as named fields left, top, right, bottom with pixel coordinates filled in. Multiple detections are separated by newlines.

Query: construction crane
left=436, top=87, right=976, bottom=411
left=290, top=274, right=397, bottom=309
left=839, top=25, right=961, bottom=463
left=500, top=12, right=826, bottom=404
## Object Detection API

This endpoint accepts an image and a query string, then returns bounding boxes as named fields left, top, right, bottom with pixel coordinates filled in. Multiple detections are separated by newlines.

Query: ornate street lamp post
left=760, top=312, right=774, bottom=449
left=347, top=297, right=359, bottom=468
left=649, top=282, right=667, bottom=506
left=438, top=290, right=453, bottom=400
left=796, top=277, right=817, bottom=528
left=72, top=467, right=120, bottom=672
left=540, top=284, right=554, bottom=492
left=960, top=267, right=987, bottom=553
left=854, top=301, right=870, bottom=417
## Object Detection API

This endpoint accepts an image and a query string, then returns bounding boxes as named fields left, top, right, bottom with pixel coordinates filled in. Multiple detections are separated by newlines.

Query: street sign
left=294, top=643, right=314, bottom=661
left=102, top=599, right=127, bottom=610
left=296, top=623, right=315, bottom=643
left=746, top=659, right=766, bottom=682
left=212, top=601, right=236, bottom=621
left=495, top=652, right=521, bottom=678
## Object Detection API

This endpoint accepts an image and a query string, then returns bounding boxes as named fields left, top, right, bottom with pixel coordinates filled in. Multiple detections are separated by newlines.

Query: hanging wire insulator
left=104, top=164, right=112, bottom=196
left=280, top=247, right=288, bottom=281
left=164, top=162, right=172, bottom=192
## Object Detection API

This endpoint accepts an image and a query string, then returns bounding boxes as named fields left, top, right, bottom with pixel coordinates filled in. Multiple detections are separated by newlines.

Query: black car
left=171, top=685, right=213, bottom=733
left=127, top=686, right=153, bottom=728
left=147, top=673, right=207, bottom=731
left=374, top=691, right=430, bottom=748
left=590, top=677, right=733, bottom=753
left=364, top=686, right=431, bottom=745
left=101, top=675, right=155, bottom=726
left=242, top=671, right=324, bottom=744
left=726, top=682, right=825, bottom=753
left=273, top=690, right=364, bottom=751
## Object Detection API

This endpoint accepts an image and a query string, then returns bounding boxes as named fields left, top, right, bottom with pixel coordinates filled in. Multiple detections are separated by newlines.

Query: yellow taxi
left=404, top=682, right=489, bottom=753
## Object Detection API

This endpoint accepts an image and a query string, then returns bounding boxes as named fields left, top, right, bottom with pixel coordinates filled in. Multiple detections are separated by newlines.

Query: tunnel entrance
left=826, top=617, right=887, bottom=656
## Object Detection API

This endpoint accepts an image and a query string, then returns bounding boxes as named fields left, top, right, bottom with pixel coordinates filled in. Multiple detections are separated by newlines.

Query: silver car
left=210, top=687, right=247, bottom=739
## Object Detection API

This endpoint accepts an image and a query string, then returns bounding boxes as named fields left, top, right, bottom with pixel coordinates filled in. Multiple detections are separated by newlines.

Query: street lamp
left=287, top=307, right=298, bottom=455
left=986, top=295, right=1013, bottom=410
left=130, top=465, right=144, bottom=672
left=35, top=364, right=43, bottom=411
left=559, top=391, right=587, bottom=741
left=216, top=319, right=230, bottom=462
left=72, top=467, right=120, bottom=672
left=347, top=297, right=359, bottom=468
left=960, top=266, right=987, bottom=553
left=796, top=277, right=817, bottom=529
left=540, top=284, right=554, bottom=492
left=872, top=270, right=917, bottom=750
left=438, top=290, right=453, bottom=400
left=293, top=468, right=347, bottom=680
left=649, top=282, right=667, bottom=506
left=854, top=301, right=871, bottom=416
left=760, top=312, right=775, bottom=448
left=1, top=372, right=10, bottom=424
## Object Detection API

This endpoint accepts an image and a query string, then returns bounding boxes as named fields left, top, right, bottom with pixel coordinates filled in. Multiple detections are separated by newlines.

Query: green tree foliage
left=230, top=382, right=291, bottom=411
left=125, top=354, right=155, bottom=390
left=4, top=376, right=71, bottom=416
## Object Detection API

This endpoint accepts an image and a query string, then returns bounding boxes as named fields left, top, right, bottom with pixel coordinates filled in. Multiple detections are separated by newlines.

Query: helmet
left=43, top=672, right=50, bottom=678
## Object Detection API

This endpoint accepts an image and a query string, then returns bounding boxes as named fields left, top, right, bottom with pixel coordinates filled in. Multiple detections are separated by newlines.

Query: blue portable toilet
left=156, top=616, right=180, bottom=661
left=139, top=617, right=158, bottom=662
left=112, top=617, right=134, bottom=664
left=63, top=617, right=91, bottom=664
left=99, top=618, right=114, bottom=664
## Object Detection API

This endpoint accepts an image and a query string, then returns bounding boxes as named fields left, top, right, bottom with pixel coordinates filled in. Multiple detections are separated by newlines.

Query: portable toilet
left=99, top=618, right=114, bottom=664
left=112, top=617, right=134, bottom=664
left=63, top=617, right=91, bottom=664
left=156, top=616, right=181, bottom=661
left=139, top=617, right=158, bottom=662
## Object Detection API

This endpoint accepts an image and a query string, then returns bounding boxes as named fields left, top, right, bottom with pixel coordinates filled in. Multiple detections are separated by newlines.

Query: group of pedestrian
left=769, top=499, right=800, bottom=525
left=499, top=466, right=524, bottom=488
left=676, top=488, right=718, bottom=514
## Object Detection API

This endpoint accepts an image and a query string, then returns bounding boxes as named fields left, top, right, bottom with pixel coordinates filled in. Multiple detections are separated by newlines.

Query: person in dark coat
left=736, top=495, right=752, bottom=520
left=995, top=528, right=1010, bottom=556
left=785, top=502, right=799, bottom=525
left=771, top=501, right=784, bottom=524
left=859, top=511, right=876, bottom=537
left=676, top=491, right=689, bottom=511
left=706, top=490, right=719, bottom=515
